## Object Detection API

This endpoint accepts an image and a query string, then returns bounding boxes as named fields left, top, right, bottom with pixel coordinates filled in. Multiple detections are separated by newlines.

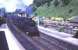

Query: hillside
left=33, top=0, right=78, bottom=18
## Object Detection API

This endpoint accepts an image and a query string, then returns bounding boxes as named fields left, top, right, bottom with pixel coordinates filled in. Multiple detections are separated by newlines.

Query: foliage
left=33, top=0, right=78, bottom=18
left=53, top=0, right=59, bottom=7
left=32, top=0, right=53, bottom=12
left=61, top=0, right=72, bottom=6
left=33, top=0, right=53, bottom=7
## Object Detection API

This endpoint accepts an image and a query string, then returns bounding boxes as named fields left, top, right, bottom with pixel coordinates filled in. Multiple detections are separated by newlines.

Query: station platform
left=0, top=24, right=25, bottom=50
left=38, top=25, right=78, bottom=46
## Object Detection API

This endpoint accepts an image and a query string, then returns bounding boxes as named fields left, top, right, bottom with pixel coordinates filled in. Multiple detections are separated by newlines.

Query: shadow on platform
left=0, top=31, right=9, bottom=50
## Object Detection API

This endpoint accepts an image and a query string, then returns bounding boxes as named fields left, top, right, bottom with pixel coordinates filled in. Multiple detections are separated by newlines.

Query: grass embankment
left=34, top=0, right=78, bottom=19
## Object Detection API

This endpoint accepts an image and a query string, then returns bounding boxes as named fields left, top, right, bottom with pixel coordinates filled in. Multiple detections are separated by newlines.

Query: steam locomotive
left=7, top=12, right=40, bottom=37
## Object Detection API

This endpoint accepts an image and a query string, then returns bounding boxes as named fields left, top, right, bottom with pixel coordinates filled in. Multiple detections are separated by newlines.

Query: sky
left=0, top=0, right=33, bottom=12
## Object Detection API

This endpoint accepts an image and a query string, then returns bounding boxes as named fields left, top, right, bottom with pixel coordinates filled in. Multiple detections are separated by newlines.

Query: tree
left=61, top=0, right=72, bottom=7
left=53, top=0, right=59, bottom=7
left=33, top=0, right=53, bottom=7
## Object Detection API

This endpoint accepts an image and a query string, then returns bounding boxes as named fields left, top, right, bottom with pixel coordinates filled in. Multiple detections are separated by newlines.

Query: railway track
left=7, top=22, right=64, bottom=50
left=6, top=17, right=66, bottom=50
left=31, top=33, right=64, bottom=50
